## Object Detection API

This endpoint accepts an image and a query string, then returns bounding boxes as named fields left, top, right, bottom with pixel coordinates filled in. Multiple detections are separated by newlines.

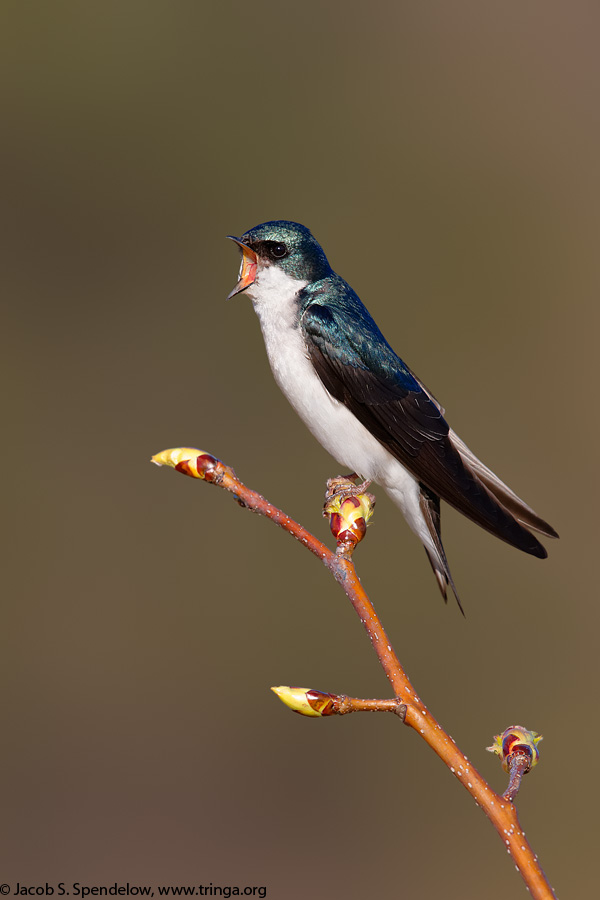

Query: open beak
left=226, top=236, right=258, bottom=300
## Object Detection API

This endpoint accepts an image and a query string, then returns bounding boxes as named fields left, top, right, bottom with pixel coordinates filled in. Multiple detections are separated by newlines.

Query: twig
left=270, top=687, right=407, bottom=718
left=152, top=448, right=557, bottom=900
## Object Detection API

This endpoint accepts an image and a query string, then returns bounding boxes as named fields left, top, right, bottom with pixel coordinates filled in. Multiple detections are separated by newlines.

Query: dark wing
left=302, top=301, right=548, bottom=558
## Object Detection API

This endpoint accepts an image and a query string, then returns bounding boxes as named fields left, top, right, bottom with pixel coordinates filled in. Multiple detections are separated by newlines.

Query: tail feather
left=449, top=430, right=559, bottom=539
left=419, top=485, right=464, bottom=615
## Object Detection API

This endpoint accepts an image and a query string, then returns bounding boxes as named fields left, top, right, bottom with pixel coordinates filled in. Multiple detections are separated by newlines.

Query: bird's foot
left=323, top=475, right=376, bottom=524
left=325, top=473, right=373, bottom=504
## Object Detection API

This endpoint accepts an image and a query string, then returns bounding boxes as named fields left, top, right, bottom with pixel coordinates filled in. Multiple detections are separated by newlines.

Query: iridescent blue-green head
left=227, top=221, right=332, bottom=299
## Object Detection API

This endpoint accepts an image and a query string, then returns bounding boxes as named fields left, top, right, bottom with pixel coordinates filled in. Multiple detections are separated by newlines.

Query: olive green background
left=2, top=2, right=597, bottom=897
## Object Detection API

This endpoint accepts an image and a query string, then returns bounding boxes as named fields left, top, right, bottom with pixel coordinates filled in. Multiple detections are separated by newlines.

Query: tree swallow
left=227, top=220, right=558, bottom=610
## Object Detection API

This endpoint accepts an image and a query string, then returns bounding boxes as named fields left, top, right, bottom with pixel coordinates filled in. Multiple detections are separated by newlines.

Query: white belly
left=264, top=316, right=390, bottom=480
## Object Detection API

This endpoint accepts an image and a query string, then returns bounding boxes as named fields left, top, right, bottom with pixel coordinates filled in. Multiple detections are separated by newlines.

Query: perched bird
left=227, top=220, right=557, bottom=610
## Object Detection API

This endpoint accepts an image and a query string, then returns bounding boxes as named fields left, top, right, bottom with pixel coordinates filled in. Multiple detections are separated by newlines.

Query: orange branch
left=152, top=448, right=557, bottom=900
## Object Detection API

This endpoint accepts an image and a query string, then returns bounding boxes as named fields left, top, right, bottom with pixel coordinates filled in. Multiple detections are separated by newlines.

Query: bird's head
left=227, top=220, right=331, bottom=299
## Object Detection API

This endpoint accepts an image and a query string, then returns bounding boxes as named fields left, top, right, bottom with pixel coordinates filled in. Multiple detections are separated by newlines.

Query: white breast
left=247, top=268, right=399, bottom=476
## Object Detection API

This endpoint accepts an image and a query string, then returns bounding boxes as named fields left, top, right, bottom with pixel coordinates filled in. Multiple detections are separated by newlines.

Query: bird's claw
left=323, top=475, right=376, bottom=523
left=325, top=474, right=373, bottom=504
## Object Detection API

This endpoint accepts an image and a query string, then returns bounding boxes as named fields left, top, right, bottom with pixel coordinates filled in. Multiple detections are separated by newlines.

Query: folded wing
left=302, top=300, right=557, bottom=557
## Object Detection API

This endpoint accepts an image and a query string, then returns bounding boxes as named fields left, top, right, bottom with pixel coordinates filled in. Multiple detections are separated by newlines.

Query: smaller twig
left=271, top=686, right=407, bottom=720
left=503, top=754, right=534, bottom=802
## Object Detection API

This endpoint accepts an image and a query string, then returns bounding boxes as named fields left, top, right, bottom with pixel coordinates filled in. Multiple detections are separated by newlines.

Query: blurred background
left=2, top=2, right=597, bottom=896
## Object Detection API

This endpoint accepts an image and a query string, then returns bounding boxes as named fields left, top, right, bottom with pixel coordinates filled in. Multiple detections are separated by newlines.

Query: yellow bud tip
left=271, top=686, right=324, bottom=717
left=151, top=448, right=205, bottom=468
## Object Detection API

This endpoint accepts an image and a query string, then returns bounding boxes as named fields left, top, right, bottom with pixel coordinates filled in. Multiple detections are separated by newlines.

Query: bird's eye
left=269, top=242, right=288, bottom=259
